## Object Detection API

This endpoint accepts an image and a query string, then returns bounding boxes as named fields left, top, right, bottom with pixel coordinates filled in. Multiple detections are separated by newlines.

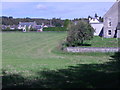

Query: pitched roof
left=104, top=2, right=117, bottom=17
left=19, top=22, right=37, bottom=27
left=118, top=1, right=120, bottom=22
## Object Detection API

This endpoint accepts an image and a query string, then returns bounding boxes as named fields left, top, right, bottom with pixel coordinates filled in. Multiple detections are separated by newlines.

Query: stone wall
left=64, top=47, right=119, bottom=53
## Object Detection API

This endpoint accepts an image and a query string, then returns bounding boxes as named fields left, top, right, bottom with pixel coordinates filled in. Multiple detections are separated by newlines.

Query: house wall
left=117, top=30, right=120, bottom=38
left=103, top=2, right=118, bottom=38
left=118, top=1, right=120, bottom=22
left=90, top=23, right=103, bottom=36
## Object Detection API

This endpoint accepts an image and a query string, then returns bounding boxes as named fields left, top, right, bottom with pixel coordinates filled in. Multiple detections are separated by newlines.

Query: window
left=109, top=22, right=112, bottom=26
left=108, top=30, right=112, bottom=35
left=108, top=18, right=112, bottom=27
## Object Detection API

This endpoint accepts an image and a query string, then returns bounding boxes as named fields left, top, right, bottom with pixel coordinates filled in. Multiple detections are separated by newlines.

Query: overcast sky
left=1, top=0, right=116, bottom=19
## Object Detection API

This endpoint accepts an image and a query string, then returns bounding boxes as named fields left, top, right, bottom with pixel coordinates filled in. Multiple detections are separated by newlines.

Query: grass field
left=2, top=32, right=120, bottom=88
left=83, top=36, right=118, bottom=47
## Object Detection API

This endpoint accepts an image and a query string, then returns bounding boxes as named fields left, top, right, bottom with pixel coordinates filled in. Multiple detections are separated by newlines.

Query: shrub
left=65, top=20, right=94, bottom=47
left=29, top=28, right=37, bottom=31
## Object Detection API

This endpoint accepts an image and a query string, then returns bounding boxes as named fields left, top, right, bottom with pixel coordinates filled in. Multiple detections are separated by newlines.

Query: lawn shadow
left=2, top=52, right=120, bottom=88
left=71, top=44, right=91, bottom=47
left=79, top=44, right=91, bottom=46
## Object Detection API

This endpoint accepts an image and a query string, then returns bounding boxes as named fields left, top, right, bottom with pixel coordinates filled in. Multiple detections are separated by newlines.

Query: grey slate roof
left=104, top=1, right=120, bottom=30
left=35, top=25, right=42, bottom=29
left=19, top=22, right=37, bottom=27
left=118, top=1, right=120, bottom=22
left=104, top=2, right=118, bottom=17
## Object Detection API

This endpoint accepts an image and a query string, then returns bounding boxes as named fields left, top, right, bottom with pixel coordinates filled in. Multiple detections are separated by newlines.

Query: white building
left=18, top=21, right=44, bottom=32
left=89, top=17, right=103, bottom=36
left=18, top=21, right=37, bottom=32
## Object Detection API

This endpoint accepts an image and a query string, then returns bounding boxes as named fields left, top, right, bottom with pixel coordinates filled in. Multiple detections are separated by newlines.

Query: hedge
left=43, top=27, right=67, bottom=31
left=2, top=29, right=23, bottom=31
left=2, top=29, right=37, bottom=31
left=2, top=27, right=67, bottom=32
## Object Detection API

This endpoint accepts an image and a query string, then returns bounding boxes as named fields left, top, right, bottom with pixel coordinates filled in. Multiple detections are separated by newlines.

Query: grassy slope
left=2, top=32, right=120, bottom=88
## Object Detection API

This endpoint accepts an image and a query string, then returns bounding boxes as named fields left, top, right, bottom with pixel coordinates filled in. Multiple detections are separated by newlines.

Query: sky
left=1, top=0, right=116, bottom=19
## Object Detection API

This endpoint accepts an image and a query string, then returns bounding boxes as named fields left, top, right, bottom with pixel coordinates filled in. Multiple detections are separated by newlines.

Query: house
left=18, top=21, right=37, bottom=32
left=89, top=17, right=103, bottom=36
left=35, top=25, right=43, bottom=32
left=103, top=0, right=120, bottom=38
left=10, top=25, right=18, bottom=30
left=18, top=21, right=46, bottom=32
left=1, top=25, right=6, bottom=29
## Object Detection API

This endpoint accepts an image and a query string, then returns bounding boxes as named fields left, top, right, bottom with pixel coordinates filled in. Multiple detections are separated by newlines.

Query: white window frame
left=108, top=30, right=112, bottom=36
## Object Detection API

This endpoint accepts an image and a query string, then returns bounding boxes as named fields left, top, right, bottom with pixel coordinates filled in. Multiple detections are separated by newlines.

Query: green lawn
left=83, top=36, right=118, bottom=47
left=2, top=32, right=120, bottom=88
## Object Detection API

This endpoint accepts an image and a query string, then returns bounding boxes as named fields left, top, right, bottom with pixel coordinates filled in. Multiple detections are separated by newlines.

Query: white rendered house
left=89, top=17, right=103, bottom=36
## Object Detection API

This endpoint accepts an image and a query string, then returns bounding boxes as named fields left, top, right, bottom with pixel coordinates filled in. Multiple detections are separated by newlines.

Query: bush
left=43, top=27, right=67, bottom=31
left=65, top=20, right=94, bottom=47
left=2, top=29, right=23, bottom=31
left=58, top=40, right=68, bottom=51
left=29, top=28, right=37, bottom=31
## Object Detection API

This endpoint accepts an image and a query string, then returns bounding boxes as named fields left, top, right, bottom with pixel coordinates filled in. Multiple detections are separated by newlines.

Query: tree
left=9, top=16, right=13, bottom=19
left=26, top=26, right=29, bottom=32
left=52, top=18, right=63, bottom=27
left=66, top=20, right=94, bottom=46
left=6, top=27, right=10, bottom=31
left=63, top=19, right=71, bottom=30
left=95, top=13, right=98, bottom=18
left=99, top=16, right=103, bottom=22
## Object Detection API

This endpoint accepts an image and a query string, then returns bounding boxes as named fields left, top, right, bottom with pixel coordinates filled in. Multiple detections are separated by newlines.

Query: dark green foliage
left=95, top=13, right=98, bottom=18
left=2, top=29, right=22, bottom=31
left=99, top=16, right=103, bottom=22
left=63, top=19, right=71, bottom=30
left=6, top=27, right=10, bottom=30
left=51, top=18, right=63, bottom=27
left=1, top=16, right=64, bottom=26
left=88, top=15, right=92, bottom=19
left=43, top=27, right=67, bottom=31
left=66, top=20, right=94, bottom=46
left=29, top=28, right=37, bottom=31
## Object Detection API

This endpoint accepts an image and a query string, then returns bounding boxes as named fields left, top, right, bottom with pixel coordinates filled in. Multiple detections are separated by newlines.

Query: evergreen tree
left=95, top=13, right=98, bottom=18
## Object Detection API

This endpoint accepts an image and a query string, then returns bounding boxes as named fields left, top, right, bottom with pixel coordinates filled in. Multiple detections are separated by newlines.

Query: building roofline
left=103, top=2, right=118, bottom=17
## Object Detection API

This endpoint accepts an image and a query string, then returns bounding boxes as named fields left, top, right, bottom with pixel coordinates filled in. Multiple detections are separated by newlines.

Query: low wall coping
left=64, top=47, right=120, bottom=53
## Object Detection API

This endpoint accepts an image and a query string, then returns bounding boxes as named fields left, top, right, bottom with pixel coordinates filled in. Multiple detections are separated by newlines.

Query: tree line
left=1, top=13, right=103, bottom=27
left=1, top=16, right=89, bottom=27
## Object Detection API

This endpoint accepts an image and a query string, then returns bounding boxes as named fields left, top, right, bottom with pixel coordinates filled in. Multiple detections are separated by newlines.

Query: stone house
left=103, top=0, right=120, bottom=38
